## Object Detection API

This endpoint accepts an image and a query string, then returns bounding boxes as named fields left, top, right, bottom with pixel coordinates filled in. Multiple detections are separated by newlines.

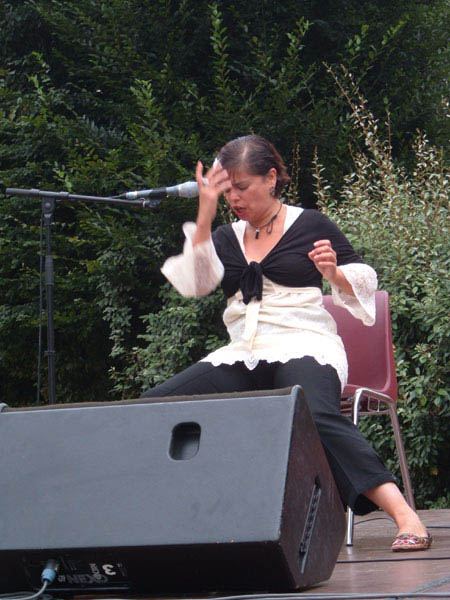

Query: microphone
left=119, top=180, right=201, bottom=200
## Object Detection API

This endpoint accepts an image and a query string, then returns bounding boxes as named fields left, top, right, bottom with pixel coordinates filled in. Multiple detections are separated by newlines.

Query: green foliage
left=108, top=283, right=227, bottom=398
left=315, top=69, right=449, bottom=507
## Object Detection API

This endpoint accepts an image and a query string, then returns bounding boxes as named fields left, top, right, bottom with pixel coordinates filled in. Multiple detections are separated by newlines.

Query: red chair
left=323, top=290, right=415, bottom=545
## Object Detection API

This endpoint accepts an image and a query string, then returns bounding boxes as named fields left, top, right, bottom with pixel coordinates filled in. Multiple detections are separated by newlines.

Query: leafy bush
left=315, top=69, right=449, bottom=507
left=109, top=282, right=227, bottom=398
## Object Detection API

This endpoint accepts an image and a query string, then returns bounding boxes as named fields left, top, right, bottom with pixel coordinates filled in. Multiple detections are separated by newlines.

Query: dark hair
left=217, top=135, right=290, bottom=197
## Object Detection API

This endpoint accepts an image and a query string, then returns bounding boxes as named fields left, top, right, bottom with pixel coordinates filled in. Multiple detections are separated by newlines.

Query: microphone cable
left=0, top=560, right=59, bottom=600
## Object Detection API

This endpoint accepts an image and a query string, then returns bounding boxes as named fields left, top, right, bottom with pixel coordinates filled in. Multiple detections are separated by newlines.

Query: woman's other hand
left=308, top=239, right=337, bottom=281
left=308, top=239, right=355, bottom=296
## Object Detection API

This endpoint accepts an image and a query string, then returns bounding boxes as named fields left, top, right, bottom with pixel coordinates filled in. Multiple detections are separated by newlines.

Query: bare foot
left=364, top=482, right=428, bottom=537
left=395, top=510, right=428, bottom=538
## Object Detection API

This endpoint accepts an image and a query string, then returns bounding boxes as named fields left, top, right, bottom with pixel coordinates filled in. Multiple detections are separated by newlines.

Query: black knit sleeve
left=310, top=211, right=364, bottom=266
left=212, top=224, right=249, bottom=298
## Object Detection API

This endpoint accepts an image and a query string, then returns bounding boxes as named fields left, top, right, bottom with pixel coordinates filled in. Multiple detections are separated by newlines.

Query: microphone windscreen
left=173, top=181, right=199, bottom=198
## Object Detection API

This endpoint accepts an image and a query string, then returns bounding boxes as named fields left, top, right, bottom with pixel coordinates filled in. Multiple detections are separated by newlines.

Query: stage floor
left=69, top=509, right=450, bottom=600
left=315, top=508, right=450, bottom=598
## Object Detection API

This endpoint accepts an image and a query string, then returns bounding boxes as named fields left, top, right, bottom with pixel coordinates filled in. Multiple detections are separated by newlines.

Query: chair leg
left=346, top=507, right=354, bottom=546
left=345, top=391, right=365, bottom=546
left=387, top=406, right=416, bottom=510
left=352, top=390, right=416, bottom=530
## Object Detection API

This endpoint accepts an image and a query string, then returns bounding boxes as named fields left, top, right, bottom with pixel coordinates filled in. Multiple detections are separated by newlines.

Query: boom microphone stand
left=5, top=188, right=162, bottom=405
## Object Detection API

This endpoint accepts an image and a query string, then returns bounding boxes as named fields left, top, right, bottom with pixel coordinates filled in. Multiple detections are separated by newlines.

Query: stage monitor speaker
left=0, top=386, right=346, bottom=594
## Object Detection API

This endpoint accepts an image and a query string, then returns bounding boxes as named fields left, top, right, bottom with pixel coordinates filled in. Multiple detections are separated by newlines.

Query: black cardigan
left=212, top=209, right=363, bottom=304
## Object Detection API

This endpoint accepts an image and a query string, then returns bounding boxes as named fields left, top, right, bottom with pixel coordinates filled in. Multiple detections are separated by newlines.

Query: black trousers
left=141, top=356, right=395, bottom=514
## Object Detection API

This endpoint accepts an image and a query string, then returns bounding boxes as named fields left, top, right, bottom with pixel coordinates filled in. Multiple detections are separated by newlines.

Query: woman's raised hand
left=195, top=160, right=230, bottom=228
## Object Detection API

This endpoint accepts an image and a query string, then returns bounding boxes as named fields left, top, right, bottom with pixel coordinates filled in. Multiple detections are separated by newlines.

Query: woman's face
left=223, top=167, right=278, bottom=222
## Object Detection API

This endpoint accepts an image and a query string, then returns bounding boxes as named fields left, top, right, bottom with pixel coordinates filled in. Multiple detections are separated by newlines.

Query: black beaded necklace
left=249, top=202, right=283, bottom=239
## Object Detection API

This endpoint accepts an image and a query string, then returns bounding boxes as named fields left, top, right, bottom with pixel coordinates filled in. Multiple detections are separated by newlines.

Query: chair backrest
left=322, top=290, right=397, bottom=400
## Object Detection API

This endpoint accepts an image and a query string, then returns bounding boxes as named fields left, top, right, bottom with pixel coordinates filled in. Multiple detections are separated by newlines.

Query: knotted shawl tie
left=240, top=261, right=263, bottom=305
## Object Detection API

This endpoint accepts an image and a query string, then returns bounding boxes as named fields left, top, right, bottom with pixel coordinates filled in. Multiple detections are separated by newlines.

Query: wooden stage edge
left=70, top=509, right=450, bottom=600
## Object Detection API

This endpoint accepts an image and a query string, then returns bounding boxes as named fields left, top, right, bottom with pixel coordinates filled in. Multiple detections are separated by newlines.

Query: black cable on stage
left=337, top=555, right=450, bottom=563
left=83, top=591, right=450, bottom=600
left=354, top=517, right=395, bottom=525
left=354, top=518, right=450, bottom=530
left=160, top=591, right=450, bottom=600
